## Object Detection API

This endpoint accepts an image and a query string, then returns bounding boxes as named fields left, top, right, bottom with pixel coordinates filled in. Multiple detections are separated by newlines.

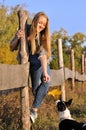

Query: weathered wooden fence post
left=81, top=54, right=85, bottom=74
left=85, top=58, right=86, bottom=74
left=81, top=54, right=85, bottom=89
left=18, top=10, right=30, bottom=130
left=70, top=49, right=75, bottom=89
left=57, top=38, right=66, bottom=101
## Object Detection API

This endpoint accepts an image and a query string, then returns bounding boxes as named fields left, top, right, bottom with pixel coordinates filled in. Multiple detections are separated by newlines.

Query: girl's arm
left=39, top=54, right=50, bottom=83
left=10, top=29, right=24, bottom=51
left=10, top=35, right=19, bottom=51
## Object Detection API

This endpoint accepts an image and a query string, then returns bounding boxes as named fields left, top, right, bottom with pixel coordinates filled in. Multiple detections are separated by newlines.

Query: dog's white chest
left=59, top=108, right=73, bottom=121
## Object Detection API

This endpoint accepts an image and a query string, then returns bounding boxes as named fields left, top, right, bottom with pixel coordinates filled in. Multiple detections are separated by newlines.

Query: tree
left=68, top=32, right=86, bottom=48
left=0, top=43, right=18, bottom=64
left=50, top=29, right=86, bottom=70
left=68, top=32, right=86, bottom=71
left=0, top=4, right=32, bottom=64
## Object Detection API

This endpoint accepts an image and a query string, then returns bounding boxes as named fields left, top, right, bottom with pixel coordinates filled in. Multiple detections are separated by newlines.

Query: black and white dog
left=56, top=99, right=86, bottom=130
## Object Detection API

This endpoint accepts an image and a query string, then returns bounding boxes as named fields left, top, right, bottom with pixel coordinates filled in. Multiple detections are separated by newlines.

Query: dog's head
left=56, top=99, right=73, bottom=112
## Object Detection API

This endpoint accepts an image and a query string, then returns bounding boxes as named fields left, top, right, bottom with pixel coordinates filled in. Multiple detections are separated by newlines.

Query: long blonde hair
left=27, top=12, right=51, bottom=58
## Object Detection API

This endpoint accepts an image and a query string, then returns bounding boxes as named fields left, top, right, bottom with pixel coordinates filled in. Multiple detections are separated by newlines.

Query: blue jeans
left=30, top=62, right=50, bottom=108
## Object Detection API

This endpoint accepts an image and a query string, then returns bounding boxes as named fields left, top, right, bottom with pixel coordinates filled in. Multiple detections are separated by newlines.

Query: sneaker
left=30, top=109, right=38, bottom=123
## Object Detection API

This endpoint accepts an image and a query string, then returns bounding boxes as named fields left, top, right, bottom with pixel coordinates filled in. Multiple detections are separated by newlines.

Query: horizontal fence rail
left=0, top=63, right=86, bottom=91
left=0, top=63, right=29, bottom=90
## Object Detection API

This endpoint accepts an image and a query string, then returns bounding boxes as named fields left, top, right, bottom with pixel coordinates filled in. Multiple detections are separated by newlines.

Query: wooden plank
left=50, top=69, right=64, bottom=86
left=75, top=71, right=86, bottom=81
left=1, top=64, right=86, bottom=91
left=65, top=67, right=75, bottom=80
left=0, top=63, right=29, bottom=90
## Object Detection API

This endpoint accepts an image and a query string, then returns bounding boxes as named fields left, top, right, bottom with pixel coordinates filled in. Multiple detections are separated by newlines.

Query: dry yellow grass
left=0, top=80, right=86, bottom=130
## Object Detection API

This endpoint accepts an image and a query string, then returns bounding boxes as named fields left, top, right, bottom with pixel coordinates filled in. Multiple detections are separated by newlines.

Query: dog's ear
left=55, top=100, right=60, bottom=105
left=65, top=99, right=73, bottom=107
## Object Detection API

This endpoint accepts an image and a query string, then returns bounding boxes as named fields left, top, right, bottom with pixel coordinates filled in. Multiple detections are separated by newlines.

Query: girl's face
left=37, top=16, right=47, bottom=33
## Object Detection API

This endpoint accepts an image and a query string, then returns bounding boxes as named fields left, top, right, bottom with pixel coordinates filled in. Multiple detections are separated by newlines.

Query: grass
left=0, top=80, right=86, bottom=130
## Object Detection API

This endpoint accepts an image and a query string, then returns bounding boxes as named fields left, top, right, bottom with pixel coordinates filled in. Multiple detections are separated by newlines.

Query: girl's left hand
left=43, top=73, right=50, bottom=83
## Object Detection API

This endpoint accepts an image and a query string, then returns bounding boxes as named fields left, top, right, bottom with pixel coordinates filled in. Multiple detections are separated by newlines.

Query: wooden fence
left=0, top=10, right=86, bottom=130
left=0, top=48, right=86, bottom=130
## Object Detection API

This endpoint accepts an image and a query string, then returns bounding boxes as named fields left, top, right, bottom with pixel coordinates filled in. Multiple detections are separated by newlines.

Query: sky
left=1, top=0, right=86, bottom=39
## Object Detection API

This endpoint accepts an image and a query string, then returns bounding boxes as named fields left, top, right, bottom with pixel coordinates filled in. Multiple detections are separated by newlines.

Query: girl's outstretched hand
left=43, top=73, right=50, bottom=83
